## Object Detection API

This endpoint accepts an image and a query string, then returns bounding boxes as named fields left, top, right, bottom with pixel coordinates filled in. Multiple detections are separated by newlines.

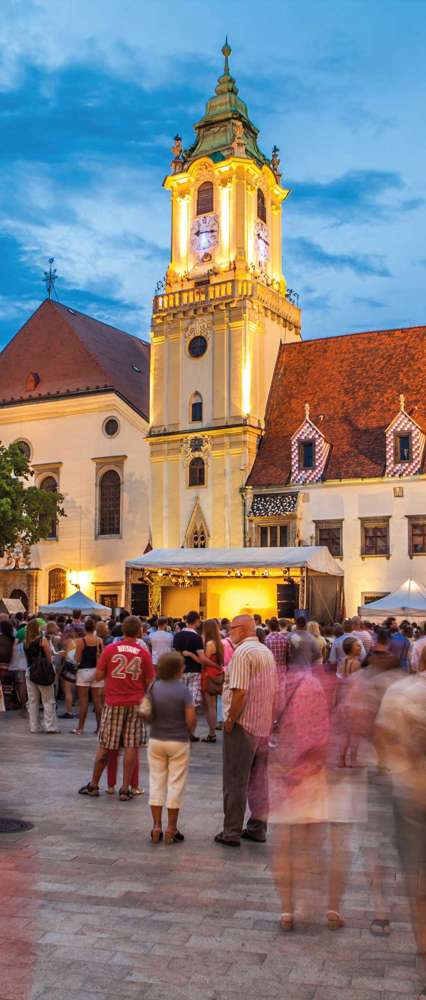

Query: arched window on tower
left=99, top=469, right=121, bottom=536
left=188, top=457, right=205, bottom=488
left=39, top=475, right=58, bottom=539
left=196, top=181, right=213, bottom=215
left=48, top=568, right=66, bottom=604
left=190, top=392, right=203, bottom=423
left=257, top=187, right=266, bottom=223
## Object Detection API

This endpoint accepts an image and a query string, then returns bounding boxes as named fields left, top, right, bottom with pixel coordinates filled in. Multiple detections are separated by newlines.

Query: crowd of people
left=1, top=605, right=426, bottom=997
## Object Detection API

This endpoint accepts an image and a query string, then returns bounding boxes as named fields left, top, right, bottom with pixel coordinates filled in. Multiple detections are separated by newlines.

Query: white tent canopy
left=38, top=590, right=111, bottom=619
left=126, top=546, right=344, bottom=576
left=359, top=578, right=426, bottom=620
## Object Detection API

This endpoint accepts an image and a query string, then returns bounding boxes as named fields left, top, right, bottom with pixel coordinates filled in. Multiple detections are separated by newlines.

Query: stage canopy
left=39, top=590, right=110, bottom=618
left=126, top=546, right=344, bottom=576
left=359, top=578, right=426, bottom=619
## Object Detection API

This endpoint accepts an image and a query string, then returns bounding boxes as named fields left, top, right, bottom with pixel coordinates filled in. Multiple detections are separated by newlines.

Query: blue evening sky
left=0, top=0, right=425, bottom=347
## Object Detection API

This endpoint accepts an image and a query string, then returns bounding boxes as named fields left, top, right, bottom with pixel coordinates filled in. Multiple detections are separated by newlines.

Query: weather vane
left=44, top=257, right=57, bottom=299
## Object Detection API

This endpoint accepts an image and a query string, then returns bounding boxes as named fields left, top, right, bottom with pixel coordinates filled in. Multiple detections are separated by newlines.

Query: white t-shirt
left=149, top=629, right=173, bottom=665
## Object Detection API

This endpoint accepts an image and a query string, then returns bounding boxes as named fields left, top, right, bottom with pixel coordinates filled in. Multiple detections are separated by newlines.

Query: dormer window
left=299, top=440, right=315, bottom=470
left=257, top=188, right=266, bottom=222
left=394, top=432, right=411, bottom=463
left=196, top=181, right=213, bottom=215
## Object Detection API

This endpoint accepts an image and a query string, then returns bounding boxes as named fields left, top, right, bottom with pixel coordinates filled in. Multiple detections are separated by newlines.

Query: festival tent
left=358, top=578, right=426, bottom=622
left=126, top=546, right=344, bottom=622
left=38, top=590, right=111, bottom=619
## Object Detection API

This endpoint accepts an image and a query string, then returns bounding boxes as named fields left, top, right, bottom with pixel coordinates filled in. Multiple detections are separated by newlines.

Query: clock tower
left=148, top=41, right=301, bottom=549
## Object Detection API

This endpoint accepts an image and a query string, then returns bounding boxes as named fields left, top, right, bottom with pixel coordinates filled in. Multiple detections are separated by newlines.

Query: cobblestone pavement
left=0, top=710, right=423, bottom=1000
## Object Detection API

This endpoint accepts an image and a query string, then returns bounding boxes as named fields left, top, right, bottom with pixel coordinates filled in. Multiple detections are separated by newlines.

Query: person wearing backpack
left=25, top=618, right=59, bottom=734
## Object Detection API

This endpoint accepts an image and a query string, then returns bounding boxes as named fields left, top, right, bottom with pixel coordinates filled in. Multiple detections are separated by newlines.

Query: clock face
left=255, top=220, right=270, bottom=264
left=190, top=213, right=219, bottom=258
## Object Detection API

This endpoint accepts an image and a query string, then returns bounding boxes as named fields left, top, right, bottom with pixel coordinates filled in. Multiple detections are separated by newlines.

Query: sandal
left=164, top=829, right=184, bottom=844
left=280, top=913, right=294, bottom=932
left=327, top=910, right=345, bottom=930
left=118, top=788, right=133, bottom=801
left=369, top=918, right=391, bottom=936
left=78, top=783, right=99, bottom=797
left=71, top=728, right=83, bottom=735
left=151, top=828, right=163, bottom=844
left=130, top=787, right=145, bottom=796
left=202, top=735, right=217, bottom=743
left=106, top=787, right=116, bottom=796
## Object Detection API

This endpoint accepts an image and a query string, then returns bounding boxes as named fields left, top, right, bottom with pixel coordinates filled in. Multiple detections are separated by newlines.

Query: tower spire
left=222, top=37, right=231, bottom=76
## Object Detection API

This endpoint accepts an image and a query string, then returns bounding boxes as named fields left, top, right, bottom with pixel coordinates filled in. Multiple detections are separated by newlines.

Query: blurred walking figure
left=376, top=647, right=426, bottom=997
left=336, top=636, right=363, bottom=768
left=25, top=619, right=59, bottom=734
left=269, top=666, right=349, bottom=931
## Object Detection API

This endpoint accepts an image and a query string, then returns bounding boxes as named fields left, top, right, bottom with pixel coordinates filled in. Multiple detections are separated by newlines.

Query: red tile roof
left=0, top=299, right=150, bottom=420
left=247, top=325, right=426, bottom=485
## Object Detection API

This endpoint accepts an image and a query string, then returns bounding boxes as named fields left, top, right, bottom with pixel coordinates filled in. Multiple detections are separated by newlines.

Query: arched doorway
left=9, top=588, right=28, bottom=610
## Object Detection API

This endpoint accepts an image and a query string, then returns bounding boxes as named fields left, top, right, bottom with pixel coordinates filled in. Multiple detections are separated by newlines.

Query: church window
left=188, top=335, right=208, bottom=358
left=99, top=470, right=121, bottom=535
left=257, top=188, right=266, bottom=223
left=188, top=457, right=205, bottom=487
left=39, top=475, right=58, bottom=539
left=408, top=517, right=426, bottom=555
left=190, top=392, right=203, bottom=422
left=299, top=440, right=315, bottom=470
left=394, top=432, right=411, bottom=463
left=196, top=181, right=213, bottom=215
left=48, top=568, right=66, bottom=604
left=14, top=439, right=31, bottom=461
left=361, top=518, right=390, bottom=557
left=103, top=417, right=120, bottom=438
left=315, top=520, right=343, bottom=557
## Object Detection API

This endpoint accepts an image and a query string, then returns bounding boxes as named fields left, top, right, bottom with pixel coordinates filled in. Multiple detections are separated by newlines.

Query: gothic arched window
left=257, top=187, right=266, bottom=222
left=190, top=392, right=203, bottom=423
left=99, top=470, right=121, bottom=535
left=48, top=568, right=66, bottom=604
left=40, top=475, right=58, bottom=539
left=196, top=181, right=213, bottom=215
left=188, top=457, right=205, bottom=487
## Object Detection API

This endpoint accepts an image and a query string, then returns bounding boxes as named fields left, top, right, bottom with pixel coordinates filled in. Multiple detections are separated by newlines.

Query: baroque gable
left=290, top=404, right=329, bottom=484
left=385, top=396, right=425, bottom=477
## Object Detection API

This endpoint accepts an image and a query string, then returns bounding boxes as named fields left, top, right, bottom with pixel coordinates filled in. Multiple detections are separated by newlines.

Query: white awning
left=126, top=546, right=343, bottom=576
left=359, top=578, right=426, bottom=618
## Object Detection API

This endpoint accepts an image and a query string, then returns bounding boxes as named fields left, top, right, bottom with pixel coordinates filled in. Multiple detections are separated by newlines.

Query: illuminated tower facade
left=148, top=41, right=301, bottom=548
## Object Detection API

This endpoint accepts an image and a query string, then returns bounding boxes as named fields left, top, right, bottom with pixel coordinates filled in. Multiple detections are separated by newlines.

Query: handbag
left=206, top=672, right=225, bottom=695
left=62, top=659, right=77, bottom=683
left=139, top=679, right=156, bottom=721
left=29, top=640, right=55, bottom=687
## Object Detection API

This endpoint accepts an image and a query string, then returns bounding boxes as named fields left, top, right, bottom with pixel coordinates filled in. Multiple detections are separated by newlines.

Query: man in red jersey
left=78, top=616, right=154, bottom=799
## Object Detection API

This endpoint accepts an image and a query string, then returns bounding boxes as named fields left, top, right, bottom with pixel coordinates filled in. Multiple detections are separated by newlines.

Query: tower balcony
left=152, top=277, right=301, bottom=332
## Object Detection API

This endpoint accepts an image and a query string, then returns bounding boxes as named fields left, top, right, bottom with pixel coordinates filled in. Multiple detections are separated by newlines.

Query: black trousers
left=222, top=723, right=269, bottom=841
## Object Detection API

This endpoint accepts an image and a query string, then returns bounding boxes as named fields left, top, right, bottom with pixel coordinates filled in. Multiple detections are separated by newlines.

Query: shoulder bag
left=29, top=639, right=56, bottom=687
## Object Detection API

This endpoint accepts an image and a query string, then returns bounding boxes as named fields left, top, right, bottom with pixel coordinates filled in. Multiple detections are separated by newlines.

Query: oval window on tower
left=188, top=336, right=207, bottom=359
left=103, top=417, right=120, bottom=438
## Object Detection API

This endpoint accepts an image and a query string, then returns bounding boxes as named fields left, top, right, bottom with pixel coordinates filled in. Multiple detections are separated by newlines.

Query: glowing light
left=179, top=195, right=188, bottom=270
left=68, top=570, right=90, bottom=593
left=242, top=358, right=251, bottom=416
left=220, top=183, right=230, bottom=263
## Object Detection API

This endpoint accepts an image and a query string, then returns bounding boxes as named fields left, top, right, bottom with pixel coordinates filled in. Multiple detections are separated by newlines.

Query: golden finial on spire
left=222, top=37, right=231, bottom=74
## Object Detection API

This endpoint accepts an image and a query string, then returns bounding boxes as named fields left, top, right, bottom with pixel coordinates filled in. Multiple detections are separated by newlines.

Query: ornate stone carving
left=181, top=435, right=212, bottom=464
left=184, top=317, right=213, bottom=346
left=0, top=541, right=32, bottom=570
left=232, top=119, right=246, bottom=157
left=271, top=144, right=282, bottom=181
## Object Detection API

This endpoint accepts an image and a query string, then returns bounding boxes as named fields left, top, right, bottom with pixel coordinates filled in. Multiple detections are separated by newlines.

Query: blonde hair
left=307, top=620, right=321, bottom=639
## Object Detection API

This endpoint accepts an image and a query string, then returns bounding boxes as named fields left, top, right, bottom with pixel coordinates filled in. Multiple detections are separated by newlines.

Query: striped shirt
left=223, top=637, right=277, bottom=738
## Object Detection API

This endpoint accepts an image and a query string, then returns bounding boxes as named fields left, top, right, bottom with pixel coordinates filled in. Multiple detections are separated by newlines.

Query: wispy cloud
left=353, top=296, right=386, bottom=309
left=287, top=237, right=390, bottom=277
left=287, top=170, right=421, bottom=224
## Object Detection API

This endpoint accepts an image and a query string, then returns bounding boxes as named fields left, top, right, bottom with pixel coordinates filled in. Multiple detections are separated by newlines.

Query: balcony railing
left=153, top=278, right=300, bottom=322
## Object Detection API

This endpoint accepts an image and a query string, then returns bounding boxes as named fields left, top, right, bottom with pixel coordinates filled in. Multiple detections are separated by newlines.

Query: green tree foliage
left=0, top=442, right=65, bottom=551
